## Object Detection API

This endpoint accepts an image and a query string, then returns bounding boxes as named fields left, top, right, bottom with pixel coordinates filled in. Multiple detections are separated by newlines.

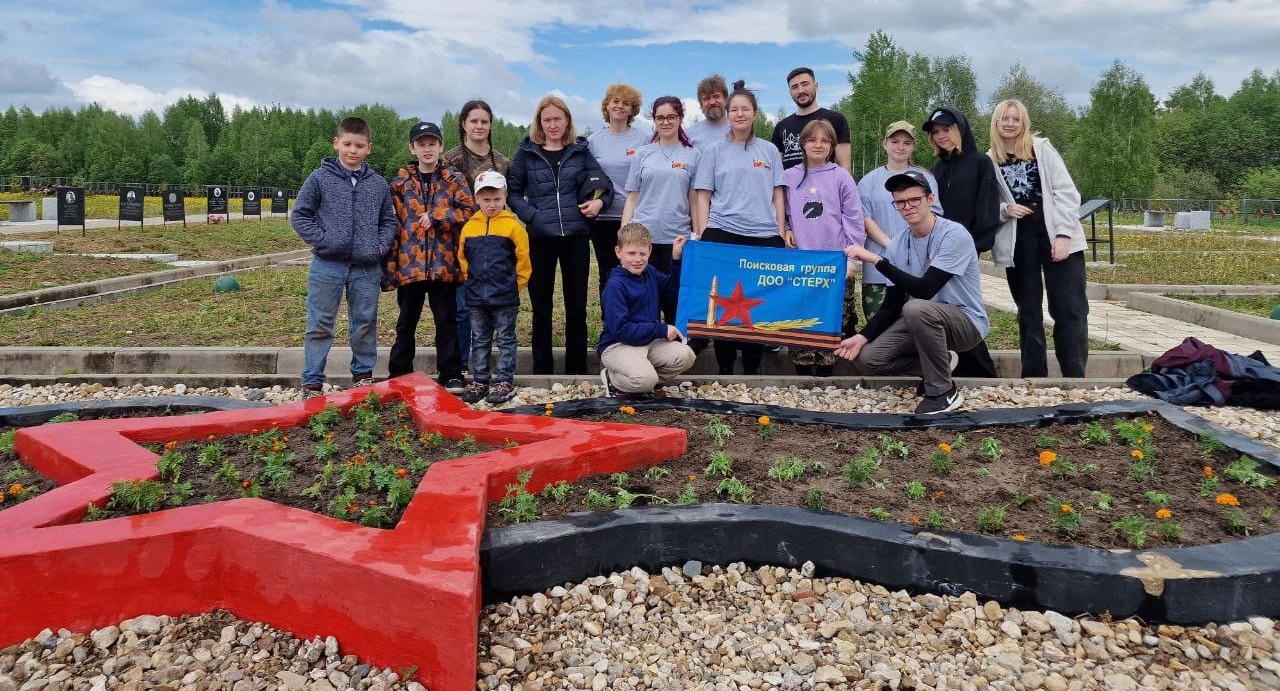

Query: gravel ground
left=3, top=381, right=1279, bottom=691
left=476, top=562, right=1279, bottom=691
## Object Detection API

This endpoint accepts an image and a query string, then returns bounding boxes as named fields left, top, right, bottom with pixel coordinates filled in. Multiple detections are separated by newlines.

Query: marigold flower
left=1155, top=508, right=1172, bottom=520
left=163, top=441, right=178, bottom=451
left=1203, top=466, right=1214, bottom=478
left=384, top=430, right=395, bottom=438
left=1038, top=450, right=1057, bottom=465
left=689, top=475, right=698, bottom=482
left=1215, top=493, right=1240, bottom=507
left=250, top=428, right=259, bottom=434
left=619, top=405, right=636, bottom=416
left=206, top=435, right=216, bottom=442
left=9, top=483, right=23, bottom=495
left=0, top=492, right=6, bottom=503
left=1060, top=504, right=1074, bottom=514
left=1141, top=423, right=1153, bottom=432
left=545, top=403, right=554, bottom=410
left=758, top=415, right=771, bottom=426
left=346, top=502, right=359, bottom=515
left=937, top=443, right=952, bottom=454
left=1130, top=449, right=1144, bottom=460
left=324, top=432, right=335, bottom=441
left=907, top=514, right=921, bottom=525
left=395, top=468, right=409, bottom=478
left=932, top=490, right=947, bottom=500
left=1136, top=438, right=1145, bottom=447
left=1012, top=534, right=1028, bottom=542
left=544, top=410, right=553, bottom=416
left=282, top=435, right=288, bottom=442
left=241, top=480, right=252, bottom=489
left=368, top=500, right=378, bottom=507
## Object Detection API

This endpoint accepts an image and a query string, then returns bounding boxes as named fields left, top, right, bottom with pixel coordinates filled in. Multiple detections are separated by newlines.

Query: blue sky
left=2, top=0, right=1277, bottom=127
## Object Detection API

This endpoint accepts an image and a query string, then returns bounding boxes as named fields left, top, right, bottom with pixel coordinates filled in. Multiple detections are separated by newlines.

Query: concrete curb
left=0, top=346, right=1151, bottom=381
left=0, top=249, right=311, bottom=315
left=1126, top=293, right=1280, bottom=347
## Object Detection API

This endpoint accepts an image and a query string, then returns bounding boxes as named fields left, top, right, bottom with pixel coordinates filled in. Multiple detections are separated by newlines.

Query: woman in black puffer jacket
left=924, top=105, right=999, bottom=378
left=508, top=95, right=613, bottom=375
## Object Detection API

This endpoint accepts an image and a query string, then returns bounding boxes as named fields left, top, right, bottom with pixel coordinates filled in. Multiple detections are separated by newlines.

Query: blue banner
left=675, top=241, right=846, bottom=348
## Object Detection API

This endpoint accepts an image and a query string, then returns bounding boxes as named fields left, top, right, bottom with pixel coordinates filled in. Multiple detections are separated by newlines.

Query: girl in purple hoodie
left=784, top=120, right=892, bottom=376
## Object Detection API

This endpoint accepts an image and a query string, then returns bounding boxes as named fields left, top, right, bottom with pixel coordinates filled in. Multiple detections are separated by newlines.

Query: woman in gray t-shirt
left=621, top=95, right=699, bottom=323
left=588, top=84, right=651, bottom=300
left=691, top=80, right=790, bottom=376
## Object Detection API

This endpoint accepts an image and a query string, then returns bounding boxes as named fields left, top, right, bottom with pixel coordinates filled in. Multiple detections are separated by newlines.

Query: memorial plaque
left=56, top=187, right=85, bottom=227
left=270, top=188, right=289, bottom=214
left=119, top=186, right=144, bottom=222
left=243, top=188, right=261, bottom=217
left=162, top=188, right=185, bottom=222
left=207, top=185, right=228, bottom=215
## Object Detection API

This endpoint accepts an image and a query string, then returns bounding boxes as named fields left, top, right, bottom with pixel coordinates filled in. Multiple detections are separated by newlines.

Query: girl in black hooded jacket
left=924, top=106, right=999, bottom=377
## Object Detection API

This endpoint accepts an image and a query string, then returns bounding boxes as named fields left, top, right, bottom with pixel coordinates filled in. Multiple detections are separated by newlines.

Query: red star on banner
left=712, top=280, right=766, bottom=328
left=0, top=373, right=685, bottom=691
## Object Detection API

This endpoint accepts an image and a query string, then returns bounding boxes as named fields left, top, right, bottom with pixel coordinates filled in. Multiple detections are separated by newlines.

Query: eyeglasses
left=654, top=115, right=680, bottom=123
left=891, top=195, right=928, bottom=210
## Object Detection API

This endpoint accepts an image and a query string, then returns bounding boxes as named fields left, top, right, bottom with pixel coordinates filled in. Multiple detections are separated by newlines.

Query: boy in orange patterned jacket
left=383, top=122, right=475, bottom=392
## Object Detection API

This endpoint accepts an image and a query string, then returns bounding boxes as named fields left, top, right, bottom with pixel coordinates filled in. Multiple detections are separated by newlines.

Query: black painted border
left=0, top=396, right=270, bottom=427
left=486, top=398, right=1280, bottom=624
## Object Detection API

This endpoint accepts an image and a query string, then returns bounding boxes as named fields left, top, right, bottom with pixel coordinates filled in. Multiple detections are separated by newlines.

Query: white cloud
left=70, top=76, right=255, bottom=118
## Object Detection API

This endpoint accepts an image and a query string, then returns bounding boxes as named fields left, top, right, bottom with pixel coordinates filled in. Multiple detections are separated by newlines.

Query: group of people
left=290, top=67, right=1091, bottom=415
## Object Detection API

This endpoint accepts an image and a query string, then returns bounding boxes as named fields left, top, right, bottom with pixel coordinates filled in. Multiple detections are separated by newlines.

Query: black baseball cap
left=884, top=170, right=932, bottom=194
left=922, top=109, right=957, bottom=132
left=409, top=122, right=443, bottom=142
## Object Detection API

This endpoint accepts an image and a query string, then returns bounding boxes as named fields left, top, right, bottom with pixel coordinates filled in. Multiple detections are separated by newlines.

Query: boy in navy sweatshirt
left=597, top=223, right=696, bottom=397
left=291, top=117, right=398, bottom=398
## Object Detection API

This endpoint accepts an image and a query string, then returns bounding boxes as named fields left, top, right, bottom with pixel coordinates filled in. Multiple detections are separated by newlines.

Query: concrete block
left=0, top=347, right=116, bottom=375
left=42, top=197, right=56, bottom=220
left=82, top=252, right=180, bottom=262
left=1143, top=211, right=1168, bottom=227
left=0, top=240, right=52, bottom=253
left=2, top=200, right=35, bottom=222
left=112, top=348, right=280, bottom=374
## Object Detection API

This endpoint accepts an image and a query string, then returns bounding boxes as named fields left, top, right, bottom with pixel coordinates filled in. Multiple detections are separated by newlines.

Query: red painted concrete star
left=712, top=280, right=766, bottom=328
left=0, top=373, right=685, bottom=691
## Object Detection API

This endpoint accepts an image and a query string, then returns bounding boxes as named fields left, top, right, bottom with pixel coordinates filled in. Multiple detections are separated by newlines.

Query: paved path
left=979, top=273, right=1279, bottom=361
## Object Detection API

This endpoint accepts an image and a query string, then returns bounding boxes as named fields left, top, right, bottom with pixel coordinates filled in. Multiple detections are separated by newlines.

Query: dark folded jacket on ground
left=1127, top=336, right=1280, bottom=409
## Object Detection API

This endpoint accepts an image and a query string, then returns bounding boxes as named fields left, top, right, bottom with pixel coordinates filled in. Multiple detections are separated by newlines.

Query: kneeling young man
left=598, top=223, right=696, bottom=398
left=835, top=170, right=988, bottom=414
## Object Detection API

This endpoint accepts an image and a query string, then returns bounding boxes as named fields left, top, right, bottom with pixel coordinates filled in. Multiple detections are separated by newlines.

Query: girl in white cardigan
left=988, top=99, right=1090, bottom=378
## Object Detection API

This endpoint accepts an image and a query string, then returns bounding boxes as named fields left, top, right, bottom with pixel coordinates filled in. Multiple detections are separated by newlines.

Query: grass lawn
left=1169, top=293, right=1280, bottom=318
left=1084, top=231, right=1280, bottom=285
left=11, top=218, right=306, bottom=262
left=0, top=264, right=1111, bottom=351
left=0, top=252, right=172, bottom=294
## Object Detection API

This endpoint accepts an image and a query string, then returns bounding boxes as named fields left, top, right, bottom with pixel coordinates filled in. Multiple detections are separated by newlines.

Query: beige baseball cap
left=884, top=120, right=916, bottom=139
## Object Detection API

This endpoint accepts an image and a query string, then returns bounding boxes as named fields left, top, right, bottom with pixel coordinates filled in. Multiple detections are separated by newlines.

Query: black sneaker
left=351, top=373, right=375, bottom=388
left=442, top=377, right=466, bottom=394
left=915, top=385, right=964, bottom=415
left=485, top=381, right=517, bottom=404
left=459, top=382, right=489, bottom=404
left=301, top=382, right=324, bottom=400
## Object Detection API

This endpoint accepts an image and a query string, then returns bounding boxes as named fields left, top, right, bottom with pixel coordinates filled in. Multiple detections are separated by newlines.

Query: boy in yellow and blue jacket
left=458, top=171, right=531, bottom=405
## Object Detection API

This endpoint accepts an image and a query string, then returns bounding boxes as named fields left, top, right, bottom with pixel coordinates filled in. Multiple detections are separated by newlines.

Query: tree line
left=2, top=30, right=1279, bottom=202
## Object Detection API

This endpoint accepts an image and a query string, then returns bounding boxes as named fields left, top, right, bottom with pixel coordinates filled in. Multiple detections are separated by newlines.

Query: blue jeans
left=456, top=290, right=471, bottom=369
left=302, top=257, right=380, bottom=385
left=469, top=305, right=518, bottom=384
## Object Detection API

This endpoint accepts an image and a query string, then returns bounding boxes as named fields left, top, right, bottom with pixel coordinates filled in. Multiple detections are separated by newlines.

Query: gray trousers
left=854, top=299, right=983, bottom=396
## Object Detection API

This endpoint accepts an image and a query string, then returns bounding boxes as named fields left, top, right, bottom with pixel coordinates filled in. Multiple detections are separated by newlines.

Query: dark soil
left=486, top=410, right=1279, bottom=550
left=83, top=393, right=504, bottom=528
left=2, top=410, right=174, bottom=508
